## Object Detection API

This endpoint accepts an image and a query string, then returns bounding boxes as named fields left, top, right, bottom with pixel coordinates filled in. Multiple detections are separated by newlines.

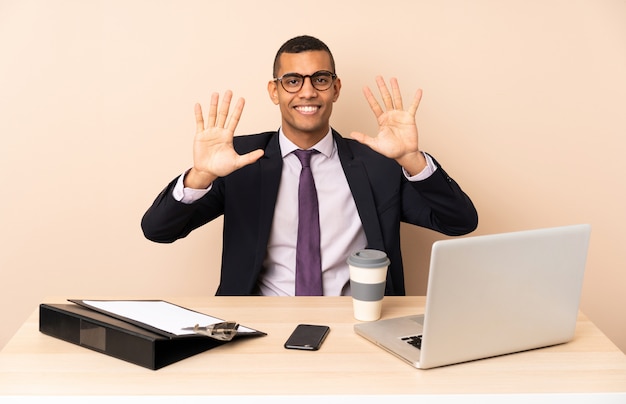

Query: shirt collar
left=278, top=127, right=334, bottom=159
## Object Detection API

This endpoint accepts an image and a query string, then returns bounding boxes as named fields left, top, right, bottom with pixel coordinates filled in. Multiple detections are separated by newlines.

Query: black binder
left=39, top=302, right=265, bottom=370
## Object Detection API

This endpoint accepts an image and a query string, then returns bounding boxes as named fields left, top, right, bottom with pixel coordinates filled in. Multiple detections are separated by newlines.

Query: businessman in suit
left=141, top=35, right=478, bottom=296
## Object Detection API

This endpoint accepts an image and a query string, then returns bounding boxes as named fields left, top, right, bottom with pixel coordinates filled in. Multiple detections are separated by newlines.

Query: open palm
left=351, top=76, right=426, bottom=175
left=186, top=91, right=264, bottom=188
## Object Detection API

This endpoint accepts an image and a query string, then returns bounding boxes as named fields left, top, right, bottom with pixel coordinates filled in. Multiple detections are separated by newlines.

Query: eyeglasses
left=274, top=70, right=337, bottom=93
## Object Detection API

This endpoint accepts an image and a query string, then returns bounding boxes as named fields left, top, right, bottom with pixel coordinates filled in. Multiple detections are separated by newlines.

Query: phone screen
left=284, top=324, right=330, bottom=351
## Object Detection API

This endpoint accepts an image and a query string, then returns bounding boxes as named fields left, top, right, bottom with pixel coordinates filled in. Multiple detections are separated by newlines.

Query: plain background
left=1, top=0, right=625, bottom=354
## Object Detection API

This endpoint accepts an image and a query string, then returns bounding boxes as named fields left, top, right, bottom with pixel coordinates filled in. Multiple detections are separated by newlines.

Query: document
left=71, top=299, right=257, bottom=337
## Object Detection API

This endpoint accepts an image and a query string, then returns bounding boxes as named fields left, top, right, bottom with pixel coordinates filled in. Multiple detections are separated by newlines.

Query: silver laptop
left=354, top=224, right=591, bottom=369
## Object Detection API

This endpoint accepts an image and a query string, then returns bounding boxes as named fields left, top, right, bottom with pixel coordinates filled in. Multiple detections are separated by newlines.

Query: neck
left=282, top=128, right=330, bottom=150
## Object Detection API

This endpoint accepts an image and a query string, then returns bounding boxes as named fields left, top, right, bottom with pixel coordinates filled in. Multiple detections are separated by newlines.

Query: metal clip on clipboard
left=182, top=321, right=240, bottom=341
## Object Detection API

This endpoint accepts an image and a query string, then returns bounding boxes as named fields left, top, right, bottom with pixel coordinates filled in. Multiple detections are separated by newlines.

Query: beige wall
left=1, top=0, right=625, bottom=353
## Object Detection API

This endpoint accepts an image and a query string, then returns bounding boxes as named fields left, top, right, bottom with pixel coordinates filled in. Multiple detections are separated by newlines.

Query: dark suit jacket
left=141, top=130, right=478, bottom=295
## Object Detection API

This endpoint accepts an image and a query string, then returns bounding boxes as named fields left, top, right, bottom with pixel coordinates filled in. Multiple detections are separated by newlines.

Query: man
left=141, top=35, right=478, bottom=296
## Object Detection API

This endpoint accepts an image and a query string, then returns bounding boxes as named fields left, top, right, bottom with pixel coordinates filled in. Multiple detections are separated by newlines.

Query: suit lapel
left=254, top=132, right=283, bottom=269
left=334, top=132, right=385, bottom=250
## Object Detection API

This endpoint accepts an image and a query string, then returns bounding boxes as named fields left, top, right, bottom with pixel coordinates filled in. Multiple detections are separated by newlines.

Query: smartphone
left=284, top=324, right=330, bottom=351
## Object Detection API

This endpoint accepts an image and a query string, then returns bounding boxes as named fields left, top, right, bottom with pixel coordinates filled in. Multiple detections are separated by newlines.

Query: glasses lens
left=280, top=74, right=304, bottom=92
left=310, top=71, right=334, bottom=91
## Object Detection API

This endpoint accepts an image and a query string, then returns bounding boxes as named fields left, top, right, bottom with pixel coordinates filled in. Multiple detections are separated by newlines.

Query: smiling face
left=268, top=50, right=341, bottom=149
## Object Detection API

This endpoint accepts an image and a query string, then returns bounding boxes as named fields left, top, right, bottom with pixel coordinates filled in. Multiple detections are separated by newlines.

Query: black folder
left=39, top=302, right=265, bottom=370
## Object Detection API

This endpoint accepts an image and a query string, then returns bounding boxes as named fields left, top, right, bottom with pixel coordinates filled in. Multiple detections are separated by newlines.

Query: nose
left=298, top=76, right=318, bottom=97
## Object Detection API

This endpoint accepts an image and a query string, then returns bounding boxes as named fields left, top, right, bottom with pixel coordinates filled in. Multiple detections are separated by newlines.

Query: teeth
left=296, top=106, right=318, bottom=113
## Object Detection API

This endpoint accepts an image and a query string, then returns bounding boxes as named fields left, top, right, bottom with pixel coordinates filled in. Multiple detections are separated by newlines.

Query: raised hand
left=184, top=91, right=264, bottom=189
left=350, top=76, right=427, bottom=176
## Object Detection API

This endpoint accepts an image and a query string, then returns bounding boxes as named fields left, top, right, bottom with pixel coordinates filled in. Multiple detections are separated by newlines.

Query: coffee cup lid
left=347, top=249, right=390, bottom=268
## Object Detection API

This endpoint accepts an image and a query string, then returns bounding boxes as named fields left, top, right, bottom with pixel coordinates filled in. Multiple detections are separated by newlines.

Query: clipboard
left=68, top=299, right=265, bottom=338
left=39, top=299, right=266, bottom=370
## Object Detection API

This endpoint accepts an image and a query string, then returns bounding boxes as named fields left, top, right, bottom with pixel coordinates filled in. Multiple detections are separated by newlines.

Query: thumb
left=235, top=149, right=265, bottom=169
left=350, top=131, right=373, bottom=147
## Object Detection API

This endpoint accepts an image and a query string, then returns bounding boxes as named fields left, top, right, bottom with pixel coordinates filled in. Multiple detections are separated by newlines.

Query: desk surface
left=1, top=296, right=625, bottom=397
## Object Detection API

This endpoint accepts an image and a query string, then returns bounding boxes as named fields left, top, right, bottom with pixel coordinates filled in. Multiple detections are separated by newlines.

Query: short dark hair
left=272, top=35, right=336, bottom=78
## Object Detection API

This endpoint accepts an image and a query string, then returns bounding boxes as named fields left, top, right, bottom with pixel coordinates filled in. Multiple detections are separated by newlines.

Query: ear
left=332, top=77, right=342, bottom=102
left=267, top=80, right=279, bottom=105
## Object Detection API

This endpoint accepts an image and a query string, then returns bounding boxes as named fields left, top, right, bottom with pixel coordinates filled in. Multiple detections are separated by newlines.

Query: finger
left=216, top=90, right=233, bottom=128
left=235, top=149, right=265, bottom=169
left=390, top=77, right=404, bottom=111
left=350, top=131, right=375, bottom=148
left=376, top=76, right=394, bottom=110
left=207, top=92, right=219, bottom=127
left=363, top=86, right=384, bottom=118
left=194, top=103, right=205, bottom=133
left=226, top=97, right=245, bottom=133
left=408, top=88, right=423, bottom=117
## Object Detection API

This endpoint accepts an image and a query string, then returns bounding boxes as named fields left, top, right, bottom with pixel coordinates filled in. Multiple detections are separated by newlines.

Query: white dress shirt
left=173, top=128, right=436, bottom=296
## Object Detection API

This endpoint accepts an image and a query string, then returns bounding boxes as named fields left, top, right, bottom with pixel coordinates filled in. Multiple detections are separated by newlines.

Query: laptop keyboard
left=401, top=335, right=423, bottom=350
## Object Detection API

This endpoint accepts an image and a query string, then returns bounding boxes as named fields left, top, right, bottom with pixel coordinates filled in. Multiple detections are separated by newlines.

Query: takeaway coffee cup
left=347, top=249, right=390, bottom=321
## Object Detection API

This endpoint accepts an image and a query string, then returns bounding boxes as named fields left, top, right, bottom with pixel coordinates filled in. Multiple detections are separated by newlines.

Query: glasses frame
left=273, top=70, right=337, bottom=93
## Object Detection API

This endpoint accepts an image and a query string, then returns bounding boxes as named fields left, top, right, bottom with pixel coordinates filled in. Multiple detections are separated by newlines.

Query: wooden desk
left=1, top=296, right=625, bottom=401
